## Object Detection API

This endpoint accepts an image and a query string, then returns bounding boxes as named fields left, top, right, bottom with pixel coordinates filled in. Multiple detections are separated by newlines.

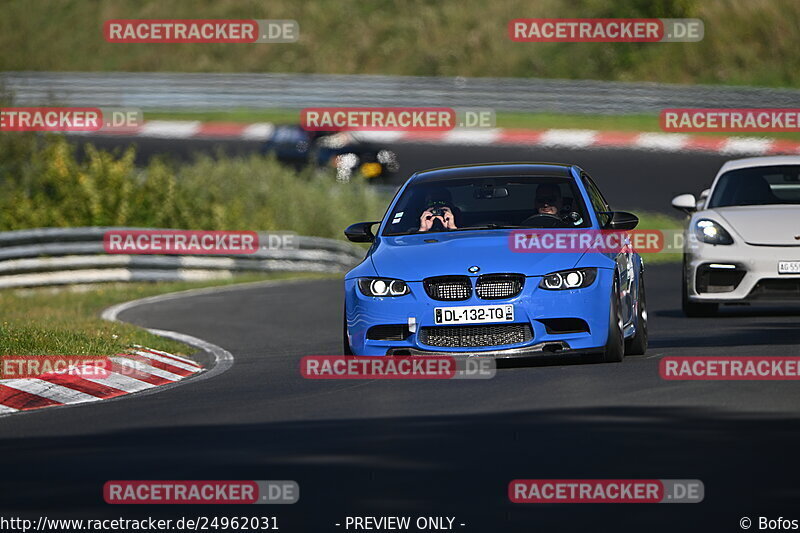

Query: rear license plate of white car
left=778, top=261, right=800, bottom=274
left=434, top=304, right=514, bottom=325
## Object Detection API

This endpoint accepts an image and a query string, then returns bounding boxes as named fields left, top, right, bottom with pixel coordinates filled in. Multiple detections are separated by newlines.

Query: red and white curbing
left=0, top=348, right=203, bottom=414
left=80, top=120, right=800, bottom=155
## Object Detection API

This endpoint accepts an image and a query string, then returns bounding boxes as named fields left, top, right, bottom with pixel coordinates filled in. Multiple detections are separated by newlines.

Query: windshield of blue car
left=709, top=165, right=800, bottom=208
left=382, top=176, right=592, bottom=236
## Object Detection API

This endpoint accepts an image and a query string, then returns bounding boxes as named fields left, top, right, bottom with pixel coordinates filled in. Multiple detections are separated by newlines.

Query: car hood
left=371, top=230, right=589, bottom=280
left=713, top=206, right=800, bottom=246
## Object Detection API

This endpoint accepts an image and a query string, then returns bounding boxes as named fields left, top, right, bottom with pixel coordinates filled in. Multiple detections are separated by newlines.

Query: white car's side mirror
left=697, top=188, right=710, bottom=210
left=671, top=193, right=697, bottom=213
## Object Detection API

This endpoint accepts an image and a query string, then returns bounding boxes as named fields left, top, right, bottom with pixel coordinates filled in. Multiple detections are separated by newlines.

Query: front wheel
left=603, top=276, right=625, bottom=363
left=625, top=272, right=648, bottom=355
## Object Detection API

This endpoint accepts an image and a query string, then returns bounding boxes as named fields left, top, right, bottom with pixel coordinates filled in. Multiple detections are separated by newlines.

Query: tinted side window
left=581, top=174, right=611, bottom=226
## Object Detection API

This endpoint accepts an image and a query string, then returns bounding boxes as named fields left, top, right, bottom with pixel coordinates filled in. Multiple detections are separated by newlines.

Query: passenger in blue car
left=533, top=183, right=584, bottom=226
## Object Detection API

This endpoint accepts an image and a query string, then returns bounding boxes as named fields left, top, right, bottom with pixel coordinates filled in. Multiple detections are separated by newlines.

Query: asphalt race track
left=2, top=140, right=800, bottom=532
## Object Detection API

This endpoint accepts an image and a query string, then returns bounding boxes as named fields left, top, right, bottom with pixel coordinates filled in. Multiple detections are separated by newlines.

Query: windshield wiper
left=452, top=224, right=526, bottom=231
left=385, top=224, right=526, bottom=236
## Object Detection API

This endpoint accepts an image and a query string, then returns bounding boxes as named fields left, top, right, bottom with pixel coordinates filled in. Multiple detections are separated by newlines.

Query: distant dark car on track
left=261, top=125, right=399, bottom=181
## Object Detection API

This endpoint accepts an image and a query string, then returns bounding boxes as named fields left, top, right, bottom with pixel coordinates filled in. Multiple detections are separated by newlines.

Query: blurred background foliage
left=0, top=0, right=798, bottom=87
left=0, top=134, right=388, bottom=237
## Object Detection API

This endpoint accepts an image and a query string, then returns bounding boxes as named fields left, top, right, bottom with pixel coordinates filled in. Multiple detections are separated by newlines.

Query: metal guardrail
left=3, top=72, right=800, bottom=115
left=0, top=227, right=364, bottom=289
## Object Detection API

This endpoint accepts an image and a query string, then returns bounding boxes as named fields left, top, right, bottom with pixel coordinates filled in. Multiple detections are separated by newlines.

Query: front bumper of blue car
left=344, top=268, right=614, bottom=358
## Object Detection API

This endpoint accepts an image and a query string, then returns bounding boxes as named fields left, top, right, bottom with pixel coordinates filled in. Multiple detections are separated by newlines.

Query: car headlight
left=695, top=219, right=733, bottom=245
left=358, top=278, right=410, bottom=297
left=359, top=162, right=383, bottom=179
left=539, top=268, right=598, bottom=290
left=333, top=153, right=359, bottom=169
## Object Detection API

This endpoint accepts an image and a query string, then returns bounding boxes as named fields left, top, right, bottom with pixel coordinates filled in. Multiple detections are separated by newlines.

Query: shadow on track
left=0, top=406, right=797, bottom=532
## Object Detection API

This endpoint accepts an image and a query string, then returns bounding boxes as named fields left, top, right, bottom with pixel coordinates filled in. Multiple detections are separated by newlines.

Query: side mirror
left=344, top=221, right=379, bottom=243
left=697, top=189, right=710, bottom=210
left=603, top=211, right=639, bottom=230
left=671, top=193, right=697, bottom=213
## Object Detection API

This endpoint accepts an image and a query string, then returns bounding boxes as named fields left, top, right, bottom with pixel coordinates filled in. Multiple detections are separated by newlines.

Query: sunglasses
left=535, top=196, right=559, bottom=205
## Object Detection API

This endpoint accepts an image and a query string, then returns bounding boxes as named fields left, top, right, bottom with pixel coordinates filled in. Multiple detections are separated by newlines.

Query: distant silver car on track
left=672, top=156, right=800, bottom=316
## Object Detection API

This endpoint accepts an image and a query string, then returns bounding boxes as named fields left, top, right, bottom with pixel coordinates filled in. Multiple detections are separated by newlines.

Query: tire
left=603, top=276, right=625, bottom=363
left=625, top=271, right=648, bottom=355
left=342, top=308, right=354, bottom=355
left=681, top=260, right=718, bottom=317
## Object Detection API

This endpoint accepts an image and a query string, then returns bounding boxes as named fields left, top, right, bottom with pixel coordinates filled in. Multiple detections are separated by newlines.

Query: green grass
left=145, top=109, right=800, bottom=142
left=147, top=109, right=666, bottom=130
left=634, top=211, right=684, bottom=263
left=0, top=272, right=335, bottom=375
left=2, top=0, right=800, bottom=88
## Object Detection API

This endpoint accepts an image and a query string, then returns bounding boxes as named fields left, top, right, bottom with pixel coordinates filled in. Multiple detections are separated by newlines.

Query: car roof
left=719, top=155, right=800, bottom=173
left=410, top=162, right=576, bottom=183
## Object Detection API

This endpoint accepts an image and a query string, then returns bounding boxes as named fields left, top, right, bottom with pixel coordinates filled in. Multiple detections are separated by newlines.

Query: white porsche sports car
left=672, top=156, right=800, bottom=316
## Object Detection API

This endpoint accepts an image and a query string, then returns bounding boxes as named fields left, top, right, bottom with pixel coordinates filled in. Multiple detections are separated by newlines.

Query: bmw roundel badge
left=468, top=265, right=480, bottom=273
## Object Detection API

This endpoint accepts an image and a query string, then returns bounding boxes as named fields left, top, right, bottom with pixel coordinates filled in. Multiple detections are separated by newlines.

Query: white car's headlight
left=695, top=219, right=734, bottom=245
left=358, top=277, right=410, bottom=297
left=539, top=268, right=598, bottom=290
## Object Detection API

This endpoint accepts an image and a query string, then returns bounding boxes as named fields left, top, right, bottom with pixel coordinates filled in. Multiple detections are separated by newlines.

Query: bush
left=0, top=134, right=389, bottom=238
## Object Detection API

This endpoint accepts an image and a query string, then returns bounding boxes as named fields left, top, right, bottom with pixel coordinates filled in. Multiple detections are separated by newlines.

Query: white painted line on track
left=81, top=372, right=156, bottom=393
left=720, top=137, right=772, bottom=155
left=442, top=129, right=502, bottom=145
left=634, top=133, right=688, bottom=152
left=132, top=350, right=201, bottom=372
left=0, top=379, right=99, bottom=404
left=139, top=120, right=202, bottom=138
left=241, top=122, right=275, bottom=140
left=109, top=357, right=186, bottom=381
left=538, top=129, right=598, bottom=148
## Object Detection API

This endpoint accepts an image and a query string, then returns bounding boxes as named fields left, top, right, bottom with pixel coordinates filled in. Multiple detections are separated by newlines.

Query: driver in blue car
left=418, top=200, right=458, bottom=232
left=534, top=183, right=563, bottom=215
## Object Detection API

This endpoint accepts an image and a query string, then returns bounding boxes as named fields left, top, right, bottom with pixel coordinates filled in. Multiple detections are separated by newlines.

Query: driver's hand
left=418, top=207, right=457, bottom=231
left=440, top=207, right=457, bottom=229
left=419, top=209, right=435, bottom=232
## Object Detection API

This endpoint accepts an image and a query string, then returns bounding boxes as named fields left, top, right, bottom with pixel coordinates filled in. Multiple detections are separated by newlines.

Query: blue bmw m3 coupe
left=343, top=163, right=647, bottom=362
